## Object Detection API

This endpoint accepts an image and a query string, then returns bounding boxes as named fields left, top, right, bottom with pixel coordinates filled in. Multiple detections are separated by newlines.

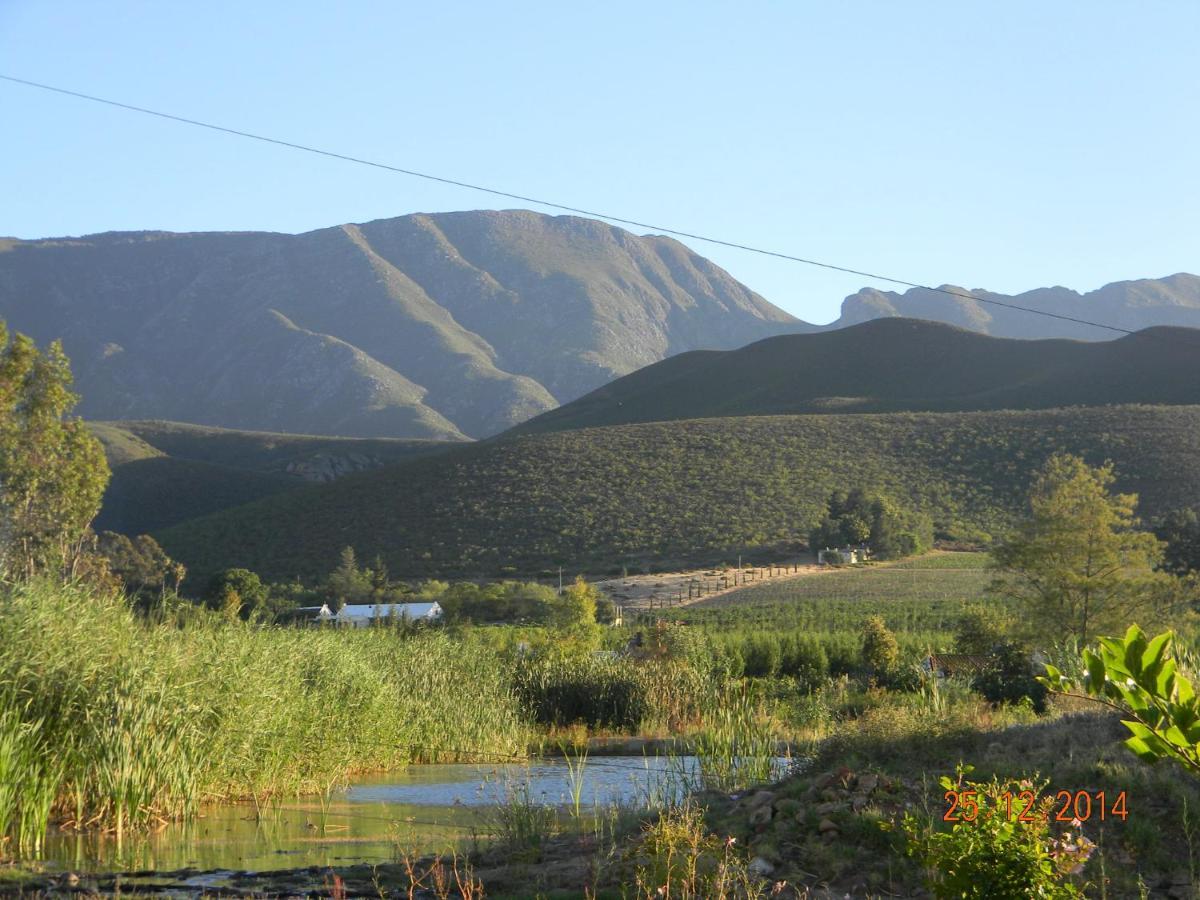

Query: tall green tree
left=95, top=531, right=186, bottom=599
left=204, top=568, right=270, bottom=620
left=988, top=454, right=1175, bottom=646
left=546, top=576, right=601, bottom=653
left=0, top=322, right=109, bottom=578
left=325, top=546, right=373, bottom=608
left=809, top=488, right=932, bottom=559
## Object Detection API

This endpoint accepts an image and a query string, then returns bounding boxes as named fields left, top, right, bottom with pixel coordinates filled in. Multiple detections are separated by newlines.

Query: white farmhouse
left=315, top=601, right=444, bottom=627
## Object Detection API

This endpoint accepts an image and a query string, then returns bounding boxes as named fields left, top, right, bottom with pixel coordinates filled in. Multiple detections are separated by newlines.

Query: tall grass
left=0, top=579, right=530, bottom=850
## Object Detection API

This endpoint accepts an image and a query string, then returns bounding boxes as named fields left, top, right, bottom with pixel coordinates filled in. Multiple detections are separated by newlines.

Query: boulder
left=748, top=803, right=773, bottom=827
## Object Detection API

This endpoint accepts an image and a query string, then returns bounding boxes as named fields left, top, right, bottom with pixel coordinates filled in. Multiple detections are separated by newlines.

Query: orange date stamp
left=943, top=789, right=1128, bottom=824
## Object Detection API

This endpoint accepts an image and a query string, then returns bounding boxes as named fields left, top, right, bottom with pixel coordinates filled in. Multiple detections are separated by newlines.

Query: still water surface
left=38, top=755, right=700, bottom=874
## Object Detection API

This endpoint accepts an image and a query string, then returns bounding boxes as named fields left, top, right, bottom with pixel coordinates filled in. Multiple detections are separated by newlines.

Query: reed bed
left=0, top=579, right=530, bottom=850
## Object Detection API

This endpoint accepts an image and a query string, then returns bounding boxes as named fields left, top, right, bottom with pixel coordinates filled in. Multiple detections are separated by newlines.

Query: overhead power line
left=0, top=72, right=1175, bottom=340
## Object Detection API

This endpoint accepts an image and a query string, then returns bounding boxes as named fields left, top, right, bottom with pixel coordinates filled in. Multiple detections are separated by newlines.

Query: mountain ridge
left=509, top=318, right=1200, bottom=435
left=154, top=404, right=1200, bottom=583
left=826, top=273, right=1200, bottom=337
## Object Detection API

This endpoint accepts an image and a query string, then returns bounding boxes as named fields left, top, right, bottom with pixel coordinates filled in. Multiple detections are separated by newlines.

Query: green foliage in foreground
left=0, top=580, right=529, bottom=849
left=155, top=405, right=1200, bottom=582
left=901, top=768, right=1092, bottom=899
left=1042, top=625, right=1200, bottom=777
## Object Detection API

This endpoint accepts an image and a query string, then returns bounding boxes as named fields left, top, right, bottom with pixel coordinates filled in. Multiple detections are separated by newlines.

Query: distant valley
left=90, top=420, right=455, bottom=534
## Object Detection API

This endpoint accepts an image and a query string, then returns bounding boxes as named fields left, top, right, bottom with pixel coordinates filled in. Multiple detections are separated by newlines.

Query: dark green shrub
left=742, top=634, right=782, bottom=677
left=779, top=635, right=829, bottom=692
left=512, top=656, right=650, bottom=731
left=972, top=642, right=1047, bottom=712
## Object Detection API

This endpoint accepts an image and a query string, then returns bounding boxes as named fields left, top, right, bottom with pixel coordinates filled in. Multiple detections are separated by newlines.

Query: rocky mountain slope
left=0, top=211, right=798, bottom=438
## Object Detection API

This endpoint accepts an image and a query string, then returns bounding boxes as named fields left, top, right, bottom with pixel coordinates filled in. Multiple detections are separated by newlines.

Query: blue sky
left=1, top=1, right=1196, bottom=323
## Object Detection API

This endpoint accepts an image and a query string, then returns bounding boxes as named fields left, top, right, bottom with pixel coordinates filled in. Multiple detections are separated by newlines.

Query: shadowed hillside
left=90, top=421, right=460, bottom=534
left=510, top=319, right=1200, bottom=434
left=155, top=405, right=1200, bottom=583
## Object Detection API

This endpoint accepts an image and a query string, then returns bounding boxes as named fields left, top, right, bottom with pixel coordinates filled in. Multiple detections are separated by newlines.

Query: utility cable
left=0, top=73, right=1173, bottom=340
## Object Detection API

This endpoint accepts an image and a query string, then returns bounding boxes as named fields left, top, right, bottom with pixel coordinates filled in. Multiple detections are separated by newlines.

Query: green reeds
left=0, top=578, right=531, bottom=851
left=484, top=778, right=558, bottom=860
left=693, top=687, right=779, bottom=792
left=0, top=700, right=60, bottom=855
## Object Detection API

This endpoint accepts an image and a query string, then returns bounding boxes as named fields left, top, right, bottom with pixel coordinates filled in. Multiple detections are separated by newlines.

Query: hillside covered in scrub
left=155, top=404, right=1200, bottom=582
left=513, top=319, right=1200, bottom=434
left=90, top=420, right=459, bottom=534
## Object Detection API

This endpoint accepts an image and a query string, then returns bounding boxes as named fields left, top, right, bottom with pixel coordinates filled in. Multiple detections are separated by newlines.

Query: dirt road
left=594, top=557, right=829, bottom=613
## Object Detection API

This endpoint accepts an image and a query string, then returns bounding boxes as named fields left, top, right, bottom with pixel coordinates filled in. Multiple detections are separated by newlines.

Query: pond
left=34, top=755, right=705, bottom=876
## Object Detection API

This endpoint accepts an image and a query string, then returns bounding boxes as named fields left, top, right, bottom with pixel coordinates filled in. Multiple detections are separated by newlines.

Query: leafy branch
left=1039, top=624, right=1200, bottom=776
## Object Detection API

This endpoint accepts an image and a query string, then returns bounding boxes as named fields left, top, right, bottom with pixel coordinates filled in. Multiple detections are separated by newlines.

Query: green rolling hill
left=154, top=405, right=1200, bottom=584
left=510, top=319, right=1200, bottom=434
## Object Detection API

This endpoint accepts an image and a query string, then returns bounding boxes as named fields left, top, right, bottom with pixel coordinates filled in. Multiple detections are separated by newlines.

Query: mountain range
left=2, top=209, right=1196, bottom=440
left=0, top=211, right=794, bottom=439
